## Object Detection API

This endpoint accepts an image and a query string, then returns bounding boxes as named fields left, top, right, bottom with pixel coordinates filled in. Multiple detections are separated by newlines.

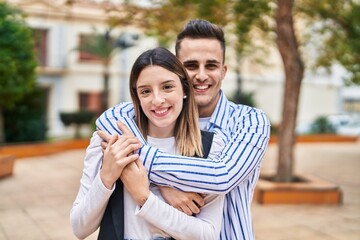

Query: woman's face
left=136, top=65, right=185, bottom=138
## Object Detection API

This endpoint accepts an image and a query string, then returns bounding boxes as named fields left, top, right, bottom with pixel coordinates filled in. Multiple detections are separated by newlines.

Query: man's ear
left=221, top=65, right=228, bottom=79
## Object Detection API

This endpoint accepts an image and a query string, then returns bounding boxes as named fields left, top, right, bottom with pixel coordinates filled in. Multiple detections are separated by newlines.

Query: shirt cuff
left=139, top=145, right=159, bottom=176
left=134, top=191, right=156, bottom=216
left=95, top=172, right=116, bottom=193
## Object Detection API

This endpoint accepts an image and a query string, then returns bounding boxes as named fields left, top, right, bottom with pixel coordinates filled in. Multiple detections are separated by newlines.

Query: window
left=78, top=32, right=117, bottom=63
left=33, top=28, right=48, bottom=66
left=343, top=99, right=360, bottom=113
left=78, top=34, right=102, bottom=62
left=79, top=92, right=102, bottom=116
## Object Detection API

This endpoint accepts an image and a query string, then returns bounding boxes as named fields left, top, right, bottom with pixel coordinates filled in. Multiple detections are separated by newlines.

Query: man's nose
left=195, top=66, right=208, bottom=81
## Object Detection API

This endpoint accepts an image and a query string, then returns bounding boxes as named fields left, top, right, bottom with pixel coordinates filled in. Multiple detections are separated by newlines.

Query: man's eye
left=206, top=64, right=218, bottom=70
left=184, top=64, right=198, bottom=70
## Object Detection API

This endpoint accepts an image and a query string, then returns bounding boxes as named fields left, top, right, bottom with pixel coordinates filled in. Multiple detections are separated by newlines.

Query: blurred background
left=1, top=0, right=359, bottom=143
left=1, top=1, right=360, bottom=239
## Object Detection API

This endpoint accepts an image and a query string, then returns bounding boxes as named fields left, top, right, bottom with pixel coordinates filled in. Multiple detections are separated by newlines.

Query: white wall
left=10, top=0, right=359, bottom=138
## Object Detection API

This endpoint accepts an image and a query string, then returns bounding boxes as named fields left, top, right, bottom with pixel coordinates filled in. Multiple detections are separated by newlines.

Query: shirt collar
left=208, top=90, right=230, bottom=130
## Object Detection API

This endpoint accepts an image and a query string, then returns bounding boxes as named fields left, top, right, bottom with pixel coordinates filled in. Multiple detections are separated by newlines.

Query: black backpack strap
left=200, top=130, right=214, bottom=159
left=98, top=179, right=124, bottom=240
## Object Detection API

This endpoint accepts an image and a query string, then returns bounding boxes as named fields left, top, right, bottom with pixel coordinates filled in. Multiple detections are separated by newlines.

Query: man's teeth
left=195, top=85, right=209, bottom=90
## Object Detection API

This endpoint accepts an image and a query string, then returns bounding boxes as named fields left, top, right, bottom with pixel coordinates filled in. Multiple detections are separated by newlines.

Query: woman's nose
left=152, top=93, right=165, bottom=105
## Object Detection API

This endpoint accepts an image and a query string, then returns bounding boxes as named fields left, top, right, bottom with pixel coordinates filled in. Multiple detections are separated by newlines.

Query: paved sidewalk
left=0, top=141, right=359, bottom=240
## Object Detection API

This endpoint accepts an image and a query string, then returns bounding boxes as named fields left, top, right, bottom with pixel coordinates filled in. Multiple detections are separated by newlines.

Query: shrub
left=4, top=87, right=47, bottom=143
left=60, top=110, right=95, bottom=138
left=310, top=116, right=336, bottom=134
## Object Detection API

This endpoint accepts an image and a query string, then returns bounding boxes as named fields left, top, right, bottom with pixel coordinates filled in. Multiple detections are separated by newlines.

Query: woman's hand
left=98, top=120, right=138, bottom=152
left=100, top=134, right=141, bottom=189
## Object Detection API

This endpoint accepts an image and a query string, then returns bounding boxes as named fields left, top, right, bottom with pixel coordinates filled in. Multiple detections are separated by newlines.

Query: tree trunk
left=236, top=54, right=242, bottom=96
left=275, top=0, right=304, bottom=182
left=0, top=107, right=4, bottom=143
left=101, top=70, right=109, bottom=112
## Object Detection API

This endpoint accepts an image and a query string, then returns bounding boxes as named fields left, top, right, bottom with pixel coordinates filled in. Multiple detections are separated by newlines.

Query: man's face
left=177, top=38, right=227, bottom=117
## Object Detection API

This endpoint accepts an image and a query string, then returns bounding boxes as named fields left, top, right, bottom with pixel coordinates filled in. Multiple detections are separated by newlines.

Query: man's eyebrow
left=183, top=60, right=197, bottom=64
left=207, top=59, right=221, bottom=64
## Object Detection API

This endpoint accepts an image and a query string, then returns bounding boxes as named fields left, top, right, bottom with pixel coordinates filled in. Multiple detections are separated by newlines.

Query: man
left=97, top=19, right=270, bottom=239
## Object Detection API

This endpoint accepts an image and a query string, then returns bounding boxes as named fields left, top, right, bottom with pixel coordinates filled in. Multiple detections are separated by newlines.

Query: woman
left=70, top=47, right=224, bottom=240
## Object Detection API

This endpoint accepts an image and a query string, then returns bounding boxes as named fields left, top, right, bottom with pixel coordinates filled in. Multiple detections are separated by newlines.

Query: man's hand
left=121, top=160, right=150, bottom=206
left=159, top=186, right=205, bottom=216
left=100, top=134, right=141, bottom=189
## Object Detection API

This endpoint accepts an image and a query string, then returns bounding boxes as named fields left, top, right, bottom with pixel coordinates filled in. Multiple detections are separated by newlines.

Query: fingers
left=104, top=134, right=117, bottom=149
left=103, top=136, right=140, bottom=161
left=178, top=205, right=193, bottom=216
left=107, top=134, right=118, bottom=146
left=117, top=154, right=139, bottom=170
left=110, top=137, right=141, bottom=157
left=97, top=130, right=112, bottom=142
left=100, top=141, right=108, bottom=152
left=134, top=159, right=142, bottom=167
left=134, top=159, right=145, bottom=170
left=158, top=187, right=204, bottom=216
left=103, top=134, right=118, bottom=154
left=191, top=193, right=205, bottom=208
left=187, top=202, right=201, bottom=215
left=117, top=121, right=134, bottom=136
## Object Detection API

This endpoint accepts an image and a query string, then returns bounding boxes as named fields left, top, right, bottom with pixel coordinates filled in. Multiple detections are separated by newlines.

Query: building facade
left=8, top=0, right=157, bottom=138
left=7, top=0, right=360, bottom=138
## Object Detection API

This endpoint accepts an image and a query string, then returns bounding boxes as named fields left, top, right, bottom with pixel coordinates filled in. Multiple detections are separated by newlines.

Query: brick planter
left=0, top=139, right=89, bottom=159
left=255, top=173, right=342, bottom=205
left=269, top=134, right=358, bottom=144
left=0, top=155, right=16, bottom=178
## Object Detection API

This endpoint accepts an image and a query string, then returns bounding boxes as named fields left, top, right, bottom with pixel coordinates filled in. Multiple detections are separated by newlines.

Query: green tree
left=0, top=2, right=37, bottom=143
left=120, top=0, right=359, bottom=182
left=232, top=0, right=359, bottom=182
left=297, top=0, right=360, bottom=84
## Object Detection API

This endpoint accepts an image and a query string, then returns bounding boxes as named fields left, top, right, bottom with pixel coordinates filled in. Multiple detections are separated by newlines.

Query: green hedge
left=4, top=88, right=47, bottom=143
left=60, top=111, right=95, bottom=126
left=59, top=110, right=95, bottom=138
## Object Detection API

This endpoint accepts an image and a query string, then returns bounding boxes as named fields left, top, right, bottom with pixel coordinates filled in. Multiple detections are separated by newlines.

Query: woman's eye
left=163, top=85, right=174, bottom=90
left=140, top=89, right=150, bottom=95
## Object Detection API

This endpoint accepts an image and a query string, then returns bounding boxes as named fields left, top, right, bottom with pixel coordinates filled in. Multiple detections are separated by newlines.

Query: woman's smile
left=152, top=107, right=172, bottom=117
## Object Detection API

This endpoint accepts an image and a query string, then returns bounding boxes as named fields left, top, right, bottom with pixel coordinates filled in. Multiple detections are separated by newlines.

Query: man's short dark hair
left=175, top=19, right=226, bottom=62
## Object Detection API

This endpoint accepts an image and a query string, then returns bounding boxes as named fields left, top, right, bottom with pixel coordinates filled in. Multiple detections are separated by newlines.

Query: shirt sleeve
left=96, top=103, right=271, bottom=194
left=140, top=108, right=271, bottom=194
left=70, top=132, right=115, bottom=239
left=136, top=192, right=224, bottom=240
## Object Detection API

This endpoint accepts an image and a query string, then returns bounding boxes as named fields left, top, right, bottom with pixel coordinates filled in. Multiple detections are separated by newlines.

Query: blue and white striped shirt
left=96, top=91, right=271, bottom=240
